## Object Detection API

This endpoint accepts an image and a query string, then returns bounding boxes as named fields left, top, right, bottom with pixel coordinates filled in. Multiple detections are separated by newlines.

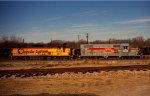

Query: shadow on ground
left=7, top=93, right=99, bottom=96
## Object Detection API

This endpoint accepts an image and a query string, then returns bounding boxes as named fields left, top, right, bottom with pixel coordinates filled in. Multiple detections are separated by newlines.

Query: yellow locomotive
left=11, top=47, right=72, bottom=60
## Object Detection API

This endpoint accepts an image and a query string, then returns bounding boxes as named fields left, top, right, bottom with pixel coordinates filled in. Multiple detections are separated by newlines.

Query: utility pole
left=86, top=33, right=89, bottom=44
left=109, top=38, right=111, bottom=44
left=23, top=38, right=24, bottom=44
left=51, top=38, right=52, bottom=43
left=49, top=38, right=52, bottom=47
left=77, top=35, right=80, bottom=42
left=22, top=38, right=24, bottom=48
left=77, top=35, right=80, bottom=49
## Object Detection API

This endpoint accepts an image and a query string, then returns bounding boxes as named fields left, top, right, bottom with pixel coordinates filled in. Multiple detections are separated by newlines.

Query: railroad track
left=0, top=65, right=150, bottom=78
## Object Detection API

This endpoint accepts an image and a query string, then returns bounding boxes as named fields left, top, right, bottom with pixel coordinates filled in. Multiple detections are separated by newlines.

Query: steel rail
left=0, top=65, right=150, bottom=78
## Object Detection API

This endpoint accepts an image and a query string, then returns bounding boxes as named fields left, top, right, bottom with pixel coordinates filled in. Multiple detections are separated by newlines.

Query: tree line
left=0, top=36, right=150, bottom=48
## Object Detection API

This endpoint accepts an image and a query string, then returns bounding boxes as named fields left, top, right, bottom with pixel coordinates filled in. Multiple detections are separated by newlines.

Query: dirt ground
left=0, top=70, right=150, bottom=96
left=0, top=59, right=150, bottom=96
left=0, top=59, right=150, bottom=70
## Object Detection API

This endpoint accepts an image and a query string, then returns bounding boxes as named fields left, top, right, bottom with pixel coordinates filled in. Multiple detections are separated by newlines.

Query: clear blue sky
left=0, top=1, right=150, bottom=43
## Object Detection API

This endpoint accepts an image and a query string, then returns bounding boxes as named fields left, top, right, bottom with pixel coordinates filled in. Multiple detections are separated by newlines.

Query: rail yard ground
left=0, top=59, right=150, bottom=96
left=0, top=59, right=150, bottom=70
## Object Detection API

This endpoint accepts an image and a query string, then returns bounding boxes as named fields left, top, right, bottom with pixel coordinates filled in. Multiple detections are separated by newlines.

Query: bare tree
left=131, top=36, right=145, bottom=47
left=0, top=36, right=22, bottom=48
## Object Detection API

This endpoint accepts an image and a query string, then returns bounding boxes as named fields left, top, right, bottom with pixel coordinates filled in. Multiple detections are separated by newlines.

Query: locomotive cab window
left=123, top=46, right=128, bottom=49
left=123, top=46, right=129, bottom=52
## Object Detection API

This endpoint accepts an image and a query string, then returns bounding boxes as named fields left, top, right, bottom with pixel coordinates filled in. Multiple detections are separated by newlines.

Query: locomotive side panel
left=12, top=48, right=71, bottom=57
left=80, top=44, right=122, bottom=57
left=80, top=44, right=140, bottom=58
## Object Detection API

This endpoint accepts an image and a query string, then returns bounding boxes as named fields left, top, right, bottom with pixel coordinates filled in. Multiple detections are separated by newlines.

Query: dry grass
left=0, top=70, right=150, bottom=96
